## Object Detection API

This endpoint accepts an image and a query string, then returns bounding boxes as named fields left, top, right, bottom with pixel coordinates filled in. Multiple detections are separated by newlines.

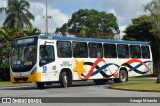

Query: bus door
left=39, top=42, right=56, bottom=81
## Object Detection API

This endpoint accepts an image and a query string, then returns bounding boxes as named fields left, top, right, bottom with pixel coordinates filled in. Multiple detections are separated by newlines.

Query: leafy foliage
left=144, top=0, right=160, bottom=32
left=123, top=15, right=155, bottom=41
left=0, top=0, right=35, bottom=31
left=23, top=27, right=41, bottom=36
left=0, top=27, right=12, bottom=81
left=0, top=26, right=41, bottom=80
left=144, top=0, right=160, bottom=74
left=55, top=9, right=119, bottom=38
left=0, top=27, right=14, bottom=42
left=0, top=0, right=39, bottom=81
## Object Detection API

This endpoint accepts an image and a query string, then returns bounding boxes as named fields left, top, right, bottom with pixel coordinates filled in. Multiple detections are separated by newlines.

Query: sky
left=0, top=0, right=151, bottom=39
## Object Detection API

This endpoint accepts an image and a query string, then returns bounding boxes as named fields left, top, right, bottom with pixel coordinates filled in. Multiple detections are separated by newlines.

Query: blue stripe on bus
left=38, top=35, right=149, bottom=45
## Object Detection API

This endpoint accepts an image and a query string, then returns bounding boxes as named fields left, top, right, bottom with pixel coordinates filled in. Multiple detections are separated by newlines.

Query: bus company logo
left=2, top=98, right=11, bottom=103
left=73, top=58, right=152, bottom=80
left=60, top=61, right=72, bottom=67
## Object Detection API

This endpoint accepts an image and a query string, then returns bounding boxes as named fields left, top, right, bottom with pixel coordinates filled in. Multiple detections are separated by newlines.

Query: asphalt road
left=0, top=81, right=160, bottom=106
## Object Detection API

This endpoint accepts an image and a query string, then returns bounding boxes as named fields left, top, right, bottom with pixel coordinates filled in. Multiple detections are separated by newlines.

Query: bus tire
left=114, top=70, right=128, bottom=83
left=59, top=71, right=69, bottom=88
left=93, top=79, right=108, bottom=85
left=36, top=82, right=45, bottom=89
left=67, top=74, right=72, bottom=87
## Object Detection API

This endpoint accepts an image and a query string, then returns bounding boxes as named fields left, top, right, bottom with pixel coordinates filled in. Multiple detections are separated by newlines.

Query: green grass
left=109, top=79, right=160, bottom=92
left=0, top=81, right=35, bottom=87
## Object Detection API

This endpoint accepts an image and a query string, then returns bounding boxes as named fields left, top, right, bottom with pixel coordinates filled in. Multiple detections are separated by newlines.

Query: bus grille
left=14, top=77, right=28, bottom=82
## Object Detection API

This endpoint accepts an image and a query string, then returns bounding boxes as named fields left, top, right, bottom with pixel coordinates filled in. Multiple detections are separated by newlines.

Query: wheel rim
left=121, top=72, right=126, bottom=82
left=64, top=75, right=68, bottom=85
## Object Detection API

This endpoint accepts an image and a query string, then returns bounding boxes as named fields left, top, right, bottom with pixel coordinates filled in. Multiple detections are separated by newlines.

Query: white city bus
left=10, top=35, right=153, bottom=88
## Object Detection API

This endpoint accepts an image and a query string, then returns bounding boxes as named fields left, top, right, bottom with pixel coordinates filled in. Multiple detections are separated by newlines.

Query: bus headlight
left=31, top=67, right=37, bottom=75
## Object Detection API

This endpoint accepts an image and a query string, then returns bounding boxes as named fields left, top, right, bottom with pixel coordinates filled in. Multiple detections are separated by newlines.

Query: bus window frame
left=103, top=43, right=117, bottom=58
left=117, top=44, right=130, bottom=59
left=88, top=42, right=103, bottom=58
left=130, top=45, right=141, bottom=59
left=57, top=41, right=72, bottom=58
left=72, top=41, right=88, bottom=58
left=141, top=45, right=151, bottom=59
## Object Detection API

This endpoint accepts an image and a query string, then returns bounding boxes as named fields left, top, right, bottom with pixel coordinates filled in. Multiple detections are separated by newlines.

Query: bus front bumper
left=10, top=72, right=41, bottom=83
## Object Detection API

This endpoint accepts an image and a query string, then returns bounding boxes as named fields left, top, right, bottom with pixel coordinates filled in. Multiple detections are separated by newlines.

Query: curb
left=108, top=86, right=160, bottom=93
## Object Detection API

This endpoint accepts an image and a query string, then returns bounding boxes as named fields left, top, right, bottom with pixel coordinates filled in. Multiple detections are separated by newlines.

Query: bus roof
left=17, top=35, right=150, bottom=45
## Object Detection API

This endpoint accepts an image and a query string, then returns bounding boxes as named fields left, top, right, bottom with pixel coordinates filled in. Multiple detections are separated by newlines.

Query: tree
left=144, top=0, right=160, bottom=31
left=23, top=27, right=41, bottom=36
left=55, top=23, right=68, bottom=36
left=0, top=27, right=13, bottom=81
left=55, top=9, right=119, bottom=38
left=0, top=27, right=15, bottom=42
left=144, top=0, right=160, bottom=73
left=0, top=0, right=34, bottom=31
left=123, top=15, right=155, bottom=41
left=80, top=26, right=91, bottom=38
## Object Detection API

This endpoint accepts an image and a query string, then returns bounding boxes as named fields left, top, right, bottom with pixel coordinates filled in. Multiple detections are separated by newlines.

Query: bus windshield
left=11, top=43, right=37, bottom=72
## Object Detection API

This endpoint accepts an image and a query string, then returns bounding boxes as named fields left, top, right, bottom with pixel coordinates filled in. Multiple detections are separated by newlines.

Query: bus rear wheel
left=114, top=70, right=128, bottom=83
left=59, top=71, right=70, bottom=88
left=36, top=82, right=45, bottom=89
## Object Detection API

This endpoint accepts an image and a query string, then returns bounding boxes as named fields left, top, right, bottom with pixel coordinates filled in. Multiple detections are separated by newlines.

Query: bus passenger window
left=89, top=43, right=103, bottom=58
left=117, top=44, right=129, bottom=58
left=103, top=43, right=117, bottom=58
left=141, top=46, right=150, bottom=59
left=106, top=52, right=112, bottom=58
left=72, top=42, right=88, bottom=58
left=57, top=41, right=72, bottom=58
left=130, top=45, right=141, bottom=58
